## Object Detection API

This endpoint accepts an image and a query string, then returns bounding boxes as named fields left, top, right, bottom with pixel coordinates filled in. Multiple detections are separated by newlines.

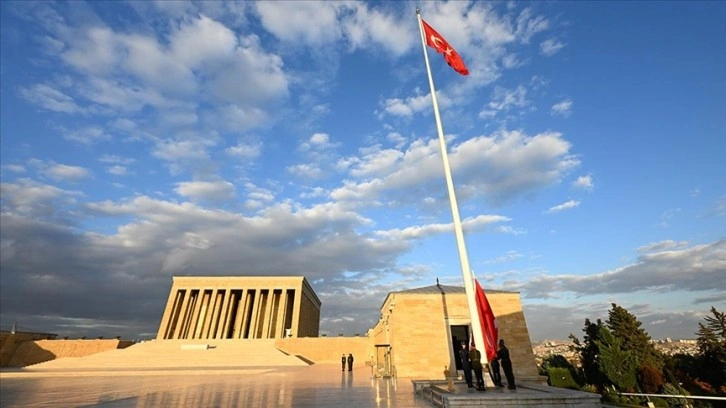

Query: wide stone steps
left=26, top=339, right=309, bottom=370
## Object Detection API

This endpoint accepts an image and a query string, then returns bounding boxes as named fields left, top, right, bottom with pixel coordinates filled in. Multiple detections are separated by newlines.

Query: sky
left=1, top=1, right=724, bottom=343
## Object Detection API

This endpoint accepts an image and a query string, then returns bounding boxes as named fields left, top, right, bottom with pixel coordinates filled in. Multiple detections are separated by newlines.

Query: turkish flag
left=475, top=278, right=499, bottom=362
left=421, top=19, right=469, bottom=76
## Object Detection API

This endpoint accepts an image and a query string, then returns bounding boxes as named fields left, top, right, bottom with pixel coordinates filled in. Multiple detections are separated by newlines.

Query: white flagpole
left=416, top=9, right=487, bottom=364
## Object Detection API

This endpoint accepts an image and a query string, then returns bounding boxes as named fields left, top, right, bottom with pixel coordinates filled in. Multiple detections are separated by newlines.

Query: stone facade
left=156, top=276, right=321, bottom=340
left=368, top=284, right=540, bottom=381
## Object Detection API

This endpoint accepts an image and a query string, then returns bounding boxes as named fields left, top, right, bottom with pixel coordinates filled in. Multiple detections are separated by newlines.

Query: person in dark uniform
left=469, top=344, right=486, bottom=391
left=459, top=342, right=473, bottom=388
left=498, top=339, right=516, bottom=389
left=488, top=354, right=504, bottom=388
left=342, top=354, right=346, bottom=371
left=347, top=353, right=354, bottom=371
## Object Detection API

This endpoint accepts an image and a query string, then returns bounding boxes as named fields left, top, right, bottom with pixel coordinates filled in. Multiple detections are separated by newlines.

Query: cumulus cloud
left=226, top=142, right=262, bottom=160
left=551, top=99, right=573, bottom=117
left=572, top=175, right=594, bottom=191
left=175, top=180, right=236, bottom=202
left=331, top=129, right=579, bottom=207
left=516, top=240, right=726, bottom=298
left=545, top=199, right=580, bottom=213
left=638, top=240, right=689, bottom=253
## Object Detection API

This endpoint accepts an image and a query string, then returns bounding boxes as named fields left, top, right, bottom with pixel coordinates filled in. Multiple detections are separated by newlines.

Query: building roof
left=392, top=284, right=516, bottom=295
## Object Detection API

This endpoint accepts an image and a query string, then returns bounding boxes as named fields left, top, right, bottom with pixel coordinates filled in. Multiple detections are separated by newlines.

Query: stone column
left=275, top=289, right=289, bottom=338
left=290, top=289, right=301, bottom=338
left=188, top=290, right=204, bottom=339
left=157, top=284, right=181, bottom=340
left=248, top=289, right=262, bottom=339
left=232, top=289, right=247, bottom=339
left=240, top=290, right=252, bottom=339
left=261, top=290, right=275, bottom=339
left=173, top=289, right=192, bottom=339
left=220, top=290, right=238, bottom=339
left=193, top=290, right=211, bottom=339
left=214, top=289, right=232, bottom=339
left=201, top=289, right=218, bottom=339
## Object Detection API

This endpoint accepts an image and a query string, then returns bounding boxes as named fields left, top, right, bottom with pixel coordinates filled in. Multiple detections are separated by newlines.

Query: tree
left=607, top=303, right=664, bottom=370
left=695, top=306, right=726, bottom=391
left=596, top=325, right=638, bottom=392
left=541, top=354, right=582, bottom=387
left=570, top=318, right=608, bottom=390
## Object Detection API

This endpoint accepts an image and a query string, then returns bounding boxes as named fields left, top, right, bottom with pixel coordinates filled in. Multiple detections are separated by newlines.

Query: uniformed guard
left=459, top=341, right=473, bottom=388
left=347, top=353, right=354, bottom=371
left=469, top=344, right=486, bottom=391
left=498, top=339, right=516, bottom=390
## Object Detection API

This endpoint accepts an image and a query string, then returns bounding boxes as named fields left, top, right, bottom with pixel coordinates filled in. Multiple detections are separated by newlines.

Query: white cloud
left=0, top=178, right=82, bottom=217
left=485, top=250, right=523, bottom=264
left=2, top=164, right=26, bottom=173
left=19, top=84, right=83, bottom=114
left=152, top=139, right=213, bottom=162
left=44, top=164, right=91, bottom=181
left=375, top=214, right=511, bottom=240
left=226, top=142, right=262, bottom=160
left=170, top=15, right=237, bottom=68
left=287, top=163, right=324, bottom=180
left=99, top=155, right=135, bottom=165
left=255, top=2, right=343, bottom=46
left=637, top=240, right=689, bottom=253
left=518, top=240, right=726, bottom=298
left=514, top=7, right=550, bottom=44
left=380, top=93, right=432, bottom=117
left=62, top=126, right=111, bottom=144
left=175, top=180, right=236, bottom=202
left=546, top=199, right=580, bottom=213
left=551, top=99, right=573, bottom=117
left=572, top=175, right=594, bottom=191
left=540, top=38, right=565, bottom=56
left=106, top=166, right=129, bottom=176
left=479, top=85, right=529, bottom=118
left=332, top=129, right=578, bottom=207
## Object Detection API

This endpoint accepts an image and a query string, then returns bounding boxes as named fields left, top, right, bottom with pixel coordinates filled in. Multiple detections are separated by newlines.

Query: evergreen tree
left=695, top=306, right=726, bottom=390
left=570, top=318, right=608, bottom=390
left=596, top=325, right=638, bottom=392
left=607, top=303, right=664, bottom=370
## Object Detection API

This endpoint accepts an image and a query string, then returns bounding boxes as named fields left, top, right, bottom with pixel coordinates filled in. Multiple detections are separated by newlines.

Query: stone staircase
left=25, top=339, right=310, bottom=370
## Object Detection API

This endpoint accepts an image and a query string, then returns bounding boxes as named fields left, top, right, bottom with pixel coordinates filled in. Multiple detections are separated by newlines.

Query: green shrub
left=548, top=367, right=581, bottom=390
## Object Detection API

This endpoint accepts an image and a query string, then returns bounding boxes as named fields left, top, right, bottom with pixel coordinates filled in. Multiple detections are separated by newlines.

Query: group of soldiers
left=459, top=339, right=516, bottom=391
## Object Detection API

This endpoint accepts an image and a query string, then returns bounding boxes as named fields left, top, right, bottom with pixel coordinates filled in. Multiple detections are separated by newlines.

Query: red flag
left=474, top=278, right=499, bottom=362
left=421, top=19, right=469, bottom=76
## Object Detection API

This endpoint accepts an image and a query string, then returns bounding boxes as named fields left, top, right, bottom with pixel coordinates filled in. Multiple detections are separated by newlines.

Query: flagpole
left=416, top=9, right=487, bottom=364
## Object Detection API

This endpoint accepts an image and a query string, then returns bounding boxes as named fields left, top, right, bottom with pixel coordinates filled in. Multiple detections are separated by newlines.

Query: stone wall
left=0, top=331, right=56, bottom=367
left=369, top=289, right=542, bottom=381
left=3, top=337, right=133, bottom=368
left=275, top=336, right=371, bottom=365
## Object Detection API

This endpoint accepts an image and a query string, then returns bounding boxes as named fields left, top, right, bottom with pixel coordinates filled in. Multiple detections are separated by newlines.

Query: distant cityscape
left=532, top=338, right=699, bottom=367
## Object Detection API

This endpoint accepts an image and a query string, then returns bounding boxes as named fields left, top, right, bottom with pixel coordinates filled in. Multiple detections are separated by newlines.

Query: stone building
left=156, top=276, right=321, bottom=340
left=152, top=275, right=540, bottom=381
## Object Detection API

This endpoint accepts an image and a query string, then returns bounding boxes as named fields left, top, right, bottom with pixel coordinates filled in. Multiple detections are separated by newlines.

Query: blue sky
left=1, top=1, right=724, bottom=342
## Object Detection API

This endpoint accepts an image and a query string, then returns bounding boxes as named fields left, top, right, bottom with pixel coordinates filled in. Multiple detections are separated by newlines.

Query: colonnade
left=156, top=277, right=321, bottom=340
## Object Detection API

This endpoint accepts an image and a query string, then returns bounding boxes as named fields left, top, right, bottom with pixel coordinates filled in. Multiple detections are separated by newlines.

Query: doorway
left=450, top=325, right=470, bottom=370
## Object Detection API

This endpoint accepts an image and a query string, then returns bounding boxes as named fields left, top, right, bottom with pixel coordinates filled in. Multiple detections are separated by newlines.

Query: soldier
left=489, top=355, right=504, bottom=388
left=469, top=344, right=486, bottom=391
left=459, top=341, right=473, bottom=388
left=498, top=339, right=516, bottom=390
left=342, top=353, right=346, bottom=371
left=347, top=353, right=354, bottom=371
